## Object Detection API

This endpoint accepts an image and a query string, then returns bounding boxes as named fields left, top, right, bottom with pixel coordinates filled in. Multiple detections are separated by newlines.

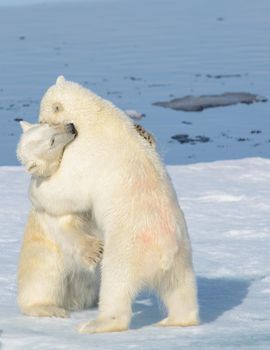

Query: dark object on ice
left=19, top=36, right=25, bottom=40
left=153, top=93, right=268, bottom=112
left=171, top=134, right=210, bottom=144
left=195, top=73, right=247, bottom=79
left=206, top=74, right=242, bottom=79
left=250, top=130, right=262, bottom=134
left=125, top=76, right=142, bottom=81
left=14, top=117, right=23, bottom=122
left=237, top=138, right=249, bottom=142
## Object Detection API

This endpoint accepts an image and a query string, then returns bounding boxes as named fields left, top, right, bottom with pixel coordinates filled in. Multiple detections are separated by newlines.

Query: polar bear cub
left=28, top=76, right=199, bottom=332
left=17, top=121, right=103, bottom=317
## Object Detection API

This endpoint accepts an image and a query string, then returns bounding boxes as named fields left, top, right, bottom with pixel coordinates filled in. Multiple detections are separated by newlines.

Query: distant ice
left=153, top=93, right=267, bottom=112
left=125, top=109, right=145, bottom=120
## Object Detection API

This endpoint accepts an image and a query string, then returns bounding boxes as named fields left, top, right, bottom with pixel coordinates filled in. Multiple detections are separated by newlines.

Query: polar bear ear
left=20, top=121, right=33, bottom=133
left=56, top=75, right=66, bottom=85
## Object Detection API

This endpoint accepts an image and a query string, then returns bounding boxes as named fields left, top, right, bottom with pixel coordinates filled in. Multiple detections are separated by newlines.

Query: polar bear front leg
left=55, top=216, right=104, bottom=270
left=76, top=235, right=104, bottom=269
left=62, top=224, right=104, bottom=270
left=77, top=244, right=138, bottom=333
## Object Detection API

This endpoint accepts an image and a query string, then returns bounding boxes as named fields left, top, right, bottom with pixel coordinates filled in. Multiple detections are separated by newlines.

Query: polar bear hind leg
left=156, top=250, right=199, bottom=327
left=17, top=212, right=70, bottom=318
left=77, top=239, right=151, bottom=333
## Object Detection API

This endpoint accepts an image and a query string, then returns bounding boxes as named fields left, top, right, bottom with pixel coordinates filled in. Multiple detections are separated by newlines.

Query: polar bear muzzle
left=66, top=123, right=77, bottom=136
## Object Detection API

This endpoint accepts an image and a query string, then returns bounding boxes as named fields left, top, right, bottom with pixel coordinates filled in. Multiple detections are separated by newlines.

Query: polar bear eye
left=52, top=102, right=64, bottom=113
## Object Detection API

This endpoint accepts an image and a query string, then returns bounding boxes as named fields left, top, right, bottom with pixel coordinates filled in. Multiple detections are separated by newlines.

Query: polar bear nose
left=66, top=123, right=77, bottom=136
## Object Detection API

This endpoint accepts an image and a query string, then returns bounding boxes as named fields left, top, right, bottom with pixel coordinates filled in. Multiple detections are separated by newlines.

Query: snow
left=0, top=0, right=270, bottom=348
left=0, top=158, right=270, bottom=349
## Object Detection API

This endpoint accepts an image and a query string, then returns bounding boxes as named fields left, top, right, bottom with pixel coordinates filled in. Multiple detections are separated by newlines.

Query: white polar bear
left=17, top=121, right=104, bottom=317
left=29, top=76, right=199, bottom=332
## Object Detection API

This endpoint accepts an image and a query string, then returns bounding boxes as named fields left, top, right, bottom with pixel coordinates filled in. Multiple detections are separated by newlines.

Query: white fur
left=17, top=122, right=103, bottom=317
left=17, top=122, right=76, bottom=177
left=28, top=76, right=199, bottom=332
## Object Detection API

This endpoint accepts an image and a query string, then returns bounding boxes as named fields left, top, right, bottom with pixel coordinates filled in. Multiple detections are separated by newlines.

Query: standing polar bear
left=28, top=76, right=199, bottom=333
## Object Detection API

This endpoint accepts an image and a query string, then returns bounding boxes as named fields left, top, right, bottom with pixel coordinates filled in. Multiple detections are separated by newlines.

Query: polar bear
left=28, top=76, right=199, bottom=332
left=17, top=121, right=104, bottom=317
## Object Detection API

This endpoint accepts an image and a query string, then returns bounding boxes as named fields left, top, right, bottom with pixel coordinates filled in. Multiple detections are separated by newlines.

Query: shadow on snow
left=130, top=276, right=250, bottom=329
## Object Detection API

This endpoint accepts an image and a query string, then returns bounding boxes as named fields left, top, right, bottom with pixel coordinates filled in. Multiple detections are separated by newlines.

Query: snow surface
left=0, top=0, right=270, bottom=165
left=0, top=158, right=269, bottom=349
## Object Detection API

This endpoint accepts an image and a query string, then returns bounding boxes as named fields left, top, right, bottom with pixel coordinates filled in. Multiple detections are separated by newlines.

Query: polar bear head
left=17, top=121, right=77, bottom=177
left=39, top=76, right=156, bottom=148
left=39, top=76, right=110, bottom=133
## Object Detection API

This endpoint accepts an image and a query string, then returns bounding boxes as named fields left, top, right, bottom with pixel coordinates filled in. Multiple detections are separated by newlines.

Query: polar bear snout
left=66, top=123, right=77, bottom=136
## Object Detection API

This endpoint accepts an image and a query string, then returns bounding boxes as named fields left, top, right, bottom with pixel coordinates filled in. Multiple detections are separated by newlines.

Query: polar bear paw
left=77, top=318, right=128, bottom=334
left=78, top=236, right=104, bottom=269
left=22, top=304, right=70, bottom=318
left=156, top=315, right=199, bottom=327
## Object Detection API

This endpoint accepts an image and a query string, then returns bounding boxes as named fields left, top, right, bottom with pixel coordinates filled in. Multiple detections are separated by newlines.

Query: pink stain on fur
left=140, top=230, right=155, bottom=245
